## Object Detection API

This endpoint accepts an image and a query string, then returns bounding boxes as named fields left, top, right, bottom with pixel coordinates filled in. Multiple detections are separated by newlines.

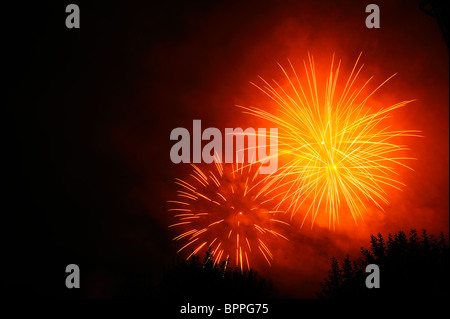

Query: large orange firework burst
left=168, top=159, right=289, bottom=271
left=239, top=53, right=421, bottom=229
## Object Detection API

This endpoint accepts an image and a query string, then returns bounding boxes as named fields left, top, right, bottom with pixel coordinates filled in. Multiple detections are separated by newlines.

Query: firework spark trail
left=238, top=53, right=421, bottom=230
left=168, top=156, right=289, bottom=272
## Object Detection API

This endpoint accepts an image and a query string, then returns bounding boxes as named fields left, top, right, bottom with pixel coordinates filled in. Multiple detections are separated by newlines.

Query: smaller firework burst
left=168, top=157, right=289, bottom=272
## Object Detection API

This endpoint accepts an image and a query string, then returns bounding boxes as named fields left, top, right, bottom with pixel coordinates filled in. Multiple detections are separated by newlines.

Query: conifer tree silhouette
left=317, top=230, right=449, bottom=299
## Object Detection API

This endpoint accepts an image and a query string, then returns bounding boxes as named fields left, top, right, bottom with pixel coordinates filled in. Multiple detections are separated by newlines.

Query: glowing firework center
left=241, top=53, right=419, bottom=229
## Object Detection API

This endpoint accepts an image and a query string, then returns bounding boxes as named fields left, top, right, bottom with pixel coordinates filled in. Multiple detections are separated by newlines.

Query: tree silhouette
left=317, top=229, right=449, bottom=299
left=157, top=248, right=273, bottom=299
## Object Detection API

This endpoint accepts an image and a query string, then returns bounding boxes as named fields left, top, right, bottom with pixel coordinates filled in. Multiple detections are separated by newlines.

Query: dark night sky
left=3, top=0, right=449, bottom=299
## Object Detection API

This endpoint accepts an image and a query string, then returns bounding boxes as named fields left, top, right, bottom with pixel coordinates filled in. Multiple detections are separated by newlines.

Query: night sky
left=3, top=0, right=448, bottom=300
